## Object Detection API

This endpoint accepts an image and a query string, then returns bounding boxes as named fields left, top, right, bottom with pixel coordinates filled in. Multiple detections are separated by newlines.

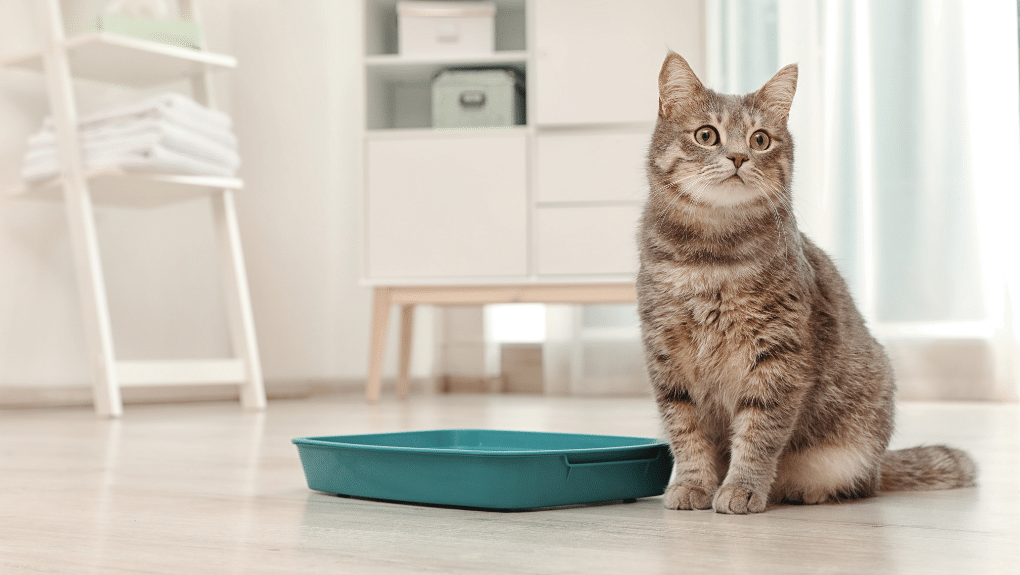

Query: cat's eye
left=750, top=130, right=771, bottom=151
left=694, top=126, right=720, bottom=147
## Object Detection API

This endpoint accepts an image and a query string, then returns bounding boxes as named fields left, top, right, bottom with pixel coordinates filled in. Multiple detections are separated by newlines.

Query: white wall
left=221, top=0, right=369, bottom=383
left=0, top=0, right=427, bottom=392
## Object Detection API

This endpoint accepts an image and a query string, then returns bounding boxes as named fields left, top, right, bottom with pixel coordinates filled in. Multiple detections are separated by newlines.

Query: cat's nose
left=728, top=154, right=749, bottom=169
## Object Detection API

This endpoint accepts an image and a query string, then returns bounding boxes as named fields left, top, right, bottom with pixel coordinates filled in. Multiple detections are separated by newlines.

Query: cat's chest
left=657, top=271, right=803, bottom=371
left=666, top=288, right=790, bottom=404
left=681, top=289, right=763, bottom=342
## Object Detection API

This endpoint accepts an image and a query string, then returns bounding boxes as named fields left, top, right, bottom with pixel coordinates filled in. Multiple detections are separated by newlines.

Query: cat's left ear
left=658, top=52, right=708, bottom=119
left=756, top=64, right=798, bottom=124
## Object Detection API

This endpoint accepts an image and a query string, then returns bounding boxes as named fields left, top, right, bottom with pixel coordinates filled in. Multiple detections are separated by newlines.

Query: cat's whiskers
left=748, top=172, right=784, bottom=226
left=647, top=178, right=685, bottom=197
left=652, top=169, right=711, bottom=229
left=750, top=174, right=796, bottom=263
left=656, top=187, right=688, bottom=229
left=759, top=178, right=796, bottom=217
left=677, top=170, right=719, bottom=229
left=681, top=178, right=713, bottom=231
left=648, top=166, right=709, bottom=197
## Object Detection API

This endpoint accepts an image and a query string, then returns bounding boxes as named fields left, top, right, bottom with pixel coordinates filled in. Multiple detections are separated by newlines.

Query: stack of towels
left=21, top=92, right=240, bottom=182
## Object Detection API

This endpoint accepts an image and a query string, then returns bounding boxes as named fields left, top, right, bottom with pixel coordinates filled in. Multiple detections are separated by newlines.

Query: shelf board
left=8, top=167, right=243, bottom=208
left=1, top=32, right=236, bottom=87
left=365, top=126, right=530, bottom=139
left=365, top=51, right=527, bottom=83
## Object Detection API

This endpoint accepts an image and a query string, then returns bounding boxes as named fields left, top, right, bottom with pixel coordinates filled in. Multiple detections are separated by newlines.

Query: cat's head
left=649, top=52, right=797, bottom=215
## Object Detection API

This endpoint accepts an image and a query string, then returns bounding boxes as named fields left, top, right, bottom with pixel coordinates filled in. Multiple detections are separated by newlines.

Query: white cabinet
left=359, top=1, right=704, bottom=399
left=365, top=131, right=528, bottom=280
left=533, top=0, right=706, bottom=126
left=534, top=131, right=650, bottom=204
left=360, top=0, right=705, bottom=285
left=536, top=205, right=643, bottom=276
left=533, top=129, right=649, bottom=276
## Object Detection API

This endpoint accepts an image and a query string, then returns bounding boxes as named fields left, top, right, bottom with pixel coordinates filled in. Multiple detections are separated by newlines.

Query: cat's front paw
left=713, top=484, right=768, bottom=514
left=663, top=481, right=716, bottom=510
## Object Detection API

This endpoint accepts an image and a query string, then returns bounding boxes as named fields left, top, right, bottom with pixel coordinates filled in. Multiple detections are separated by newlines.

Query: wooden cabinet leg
left=397, top=304, right=415, bottom=399
left=366, top=288, right=392, bottom=401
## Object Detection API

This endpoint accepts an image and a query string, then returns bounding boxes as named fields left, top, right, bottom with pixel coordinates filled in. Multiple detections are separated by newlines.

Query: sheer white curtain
left=709, top=0, right=1019, bottom=400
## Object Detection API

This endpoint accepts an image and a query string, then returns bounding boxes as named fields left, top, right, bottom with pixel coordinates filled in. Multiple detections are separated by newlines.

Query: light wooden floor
left=1, top=392, right=1017, bottom=574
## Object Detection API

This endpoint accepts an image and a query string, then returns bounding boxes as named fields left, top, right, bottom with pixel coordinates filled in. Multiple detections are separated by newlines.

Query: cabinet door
left=533, top=0, right=706, bottom=126
left=536, top=205, right=642, bottom=276
left=536, top=130, right=650, bottom=203
left=366, top=133, right=528, bottom=280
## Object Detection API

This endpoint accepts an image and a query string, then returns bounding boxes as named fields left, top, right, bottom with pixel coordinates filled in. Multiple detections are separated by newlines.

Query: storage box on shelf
left=1, top=0, right=265, bottom=417
left=397, top=1, right=497, bottom=56
left=359, top=0, right=706, bottom=400
left=432, top=67, right=524, bottom=128
left=366, top=0, right=524, bottom=57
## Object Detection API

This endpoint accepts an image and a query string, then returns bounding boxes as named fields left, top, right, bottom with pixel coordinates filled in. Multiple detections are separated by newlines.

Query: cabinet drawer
left=536, top=131, right=650, bottom=204
left=536, top=205, right=642, bottom=276
left=366, top=132, right=528, bottom=280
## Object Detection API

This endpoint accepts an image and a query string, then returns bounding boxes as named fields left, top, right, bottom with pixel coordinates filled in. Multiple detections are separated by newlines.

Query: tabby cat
left=637, top=53, right=976, bottom=514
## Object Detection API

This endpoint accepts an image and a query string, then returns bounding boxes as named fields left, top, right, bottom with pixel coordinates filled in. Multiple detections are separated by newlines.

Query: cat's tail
left=879, top=446, right=977, bottom=491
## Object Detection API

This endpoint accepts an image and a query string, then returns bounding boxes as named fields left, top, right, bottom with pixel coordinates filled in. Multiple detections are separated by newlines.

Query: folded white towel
left=47, top=92, right=232, bottom=129
left=38, top=107, right=237, bottom=149
left=21, top=143, right=236, bottom=182
left=24, top=92, right=240, bottom=182
left=26, top=118, right=240, bottom=170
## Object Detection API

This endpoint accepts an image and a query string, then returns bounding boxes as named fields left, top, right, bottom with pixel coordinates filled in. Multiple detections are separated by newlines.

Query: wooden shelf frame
left=366, top=283, right=637, bottom=401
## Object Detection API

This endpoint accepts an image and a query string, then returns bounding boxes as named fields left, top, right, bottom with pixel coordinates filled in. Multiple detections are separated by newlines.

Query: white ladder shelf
left=3, top=0, right=265, bottom=417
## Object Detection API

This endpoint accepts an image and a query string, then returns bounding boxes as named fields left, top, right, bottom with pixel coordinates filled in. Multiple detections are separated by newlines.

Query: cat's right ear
left=658, top=52, right=706, bottom=119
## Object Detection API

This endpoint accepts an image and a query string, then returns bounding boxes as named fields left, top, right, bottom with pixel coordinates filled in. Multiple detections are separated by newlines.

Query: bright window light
left=485, top=304, right=546, bottom=343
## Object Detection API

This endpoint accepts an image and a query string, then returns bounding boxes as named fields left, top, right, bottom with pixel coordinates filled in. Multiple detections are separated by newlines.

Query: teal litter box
left=292, top=429, right=673, bottom=510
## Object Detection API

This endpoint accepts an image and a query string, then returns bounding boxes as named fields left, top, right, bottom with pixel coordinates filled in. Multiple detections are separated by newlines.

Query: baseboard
left=0, top=378, right=431, bottom=410
left=440, top=375, right=505, bottom=394
left=885, top=337, right=998, bottom=401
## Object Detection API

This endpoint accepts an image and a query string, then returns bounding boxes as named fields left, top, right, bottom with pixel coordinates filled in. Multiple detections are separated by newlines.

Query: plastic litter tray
left=292, top=429, right=672, bottom=510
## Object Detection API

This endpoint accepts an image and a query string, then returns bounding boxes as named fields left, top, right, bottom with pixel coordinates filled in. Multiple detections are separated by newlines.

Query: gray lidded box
left=432, top=68, right=525, bottom=128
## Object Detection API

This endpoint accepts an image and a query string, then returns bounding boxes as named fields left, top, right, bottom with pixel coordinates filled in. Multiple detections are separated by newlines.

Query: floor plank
left=0, top=393, right=1016, bottom=574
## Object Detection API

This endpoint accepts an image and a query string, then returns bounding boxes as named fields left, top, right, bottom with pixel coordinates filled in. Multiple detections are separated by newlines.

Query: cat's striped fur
left=637, top=53, right=976, bottom=514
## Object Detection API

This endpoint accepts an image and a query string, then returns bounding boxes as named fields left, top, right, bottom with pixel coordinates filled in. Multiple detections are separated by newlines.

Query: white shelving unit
left=359, top=0, right=706, bottom=400
left=363, top=0, right=527, bottom=131
left=2, top=0, right=265, bottom=417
